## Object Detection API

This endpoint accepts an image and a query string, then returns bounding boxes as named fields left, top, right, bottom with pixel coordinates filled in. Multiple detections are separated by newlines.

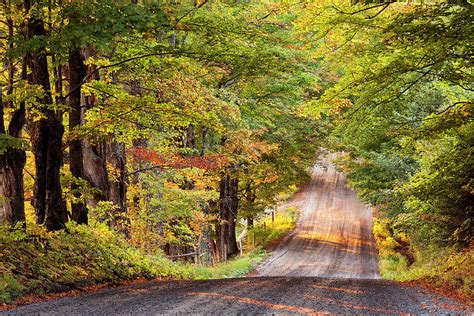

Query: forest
left=0, top=0, right=472, bottom=304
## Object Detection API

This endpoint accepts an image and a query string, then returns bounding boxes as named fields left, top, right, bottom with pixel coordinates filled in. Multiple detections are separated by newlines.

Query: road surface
left=4, top=156, right=470, bottom=314
left=258, top=156, right=379, bottom=278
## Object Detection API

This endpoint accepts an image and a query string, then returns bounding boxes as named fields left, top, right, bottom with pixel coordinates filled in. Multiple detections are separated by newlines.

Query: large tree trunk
left=0, top=148, right=26, bottom=225
left=83, top=138, right=128, bottom=233
left=25, top=0, right=67, bottom=230
left=68, top=48, right=88, bottom=224
left=80, top=50, right=127, bottom=233
left=215, top=174, right=239, bottom=260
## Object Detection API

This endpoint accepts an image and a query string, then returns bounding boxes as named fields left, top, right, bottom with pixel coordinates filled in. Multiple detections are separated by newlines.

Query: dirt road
left=5, top=157, right=470, bottom=314
left=258, top=156, right=379, bottom=278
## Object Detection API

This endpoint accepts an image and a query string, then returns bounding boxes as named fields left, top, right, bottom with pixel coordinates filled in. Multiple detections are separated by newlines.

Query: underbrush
left=374, top=218, right=473, bottom=302
left=0, top=221, right=179, bottom=304
left=0, top=207, right=298, bottom=305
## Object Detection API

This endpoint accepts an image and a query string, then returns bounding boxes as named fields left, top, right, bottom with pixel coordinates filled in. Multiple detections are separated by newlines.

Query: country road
left=4, top=157, right=471, bottom=315
left=258, top=156, right=379, bottom=278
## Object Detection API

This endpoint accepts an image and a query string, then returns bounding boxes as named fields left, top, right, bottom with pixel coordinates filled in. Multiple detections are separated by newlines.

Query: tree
left=298, top=1, right=473, bottom=253
left=24, top=0, right=67, bottom=230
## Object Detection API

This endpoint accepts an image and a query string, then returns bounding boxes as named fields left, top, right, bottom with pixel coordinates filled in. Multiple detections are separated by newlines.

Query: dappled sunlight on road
left=311, top=284, right=364, bottom=295
left=300, top=293, right=402, bottom=314
left=188, top=292, right=325, bottom=314
left=8, top=276, right=470, bottom=314
left=258, top=154, right=379, bottom=278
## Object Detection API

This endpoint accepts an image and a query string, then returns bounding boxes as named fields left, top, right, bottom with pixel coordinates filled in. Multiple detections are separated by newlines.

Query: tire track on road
left=257, top=154, right=380, bottom=279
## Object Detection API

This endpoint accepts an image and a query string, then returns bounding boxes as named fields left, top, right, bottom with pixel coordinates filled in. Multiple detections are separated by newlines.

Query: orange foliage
left=328, top=98, right=352, bottom=113
left=130, top=148, right=228, bottom=171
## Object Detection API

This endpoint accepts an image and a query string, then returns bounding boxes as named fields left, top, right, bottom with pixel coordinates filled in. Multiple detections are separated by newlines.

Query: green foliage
left=0, top=209, right=293, bottom=304
left=2, top=0, right=470, bottom=304
left=294, top=0, right=473, bottom=296
left=0, top=222, right=180, bottom=304
left=374, top=217, right=473, bottom=299
left=0, top=273, right=24, bottom=304
left=0, top=135, right=23, bottom=155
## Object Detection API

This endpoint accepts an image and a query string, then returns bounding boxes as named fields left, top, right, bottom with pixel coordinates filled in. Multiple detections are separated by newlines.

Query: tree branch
left=333, top=2, right=393, bottom=17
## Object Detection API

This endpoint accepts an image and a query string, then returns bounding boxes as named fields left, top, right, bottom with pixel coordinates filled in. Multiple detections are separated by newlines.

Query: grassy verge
left=178, top=250, right=267, bottom=280
left=374, top=218, right=473, bottom=302
left=246, top=207, right=298, bottom=251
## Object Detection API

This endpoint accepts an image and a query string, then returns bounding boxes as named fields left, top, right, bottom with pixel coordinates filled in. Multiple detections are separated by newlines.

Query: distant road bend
left=5, top=155, right=470, bottom=315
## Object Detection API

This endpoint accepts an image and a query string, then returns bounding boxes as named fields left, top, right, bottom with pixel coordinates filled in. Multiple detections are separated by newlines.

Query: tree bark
left=25, top=0, right=67, bottom=230
left=227, top=177, right=239, bottom=256
left=68, top=48, right=88, bottom=224
left=215, top=174, right=239, bottom=260
left=0, top=148, right=26, bottom=226
left=0, top=76, right=27, bottom=226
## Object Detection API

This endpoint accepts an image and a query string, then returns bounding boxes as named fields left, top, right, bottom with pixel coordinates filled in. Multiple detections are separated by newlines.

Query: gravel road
left=258, top=156, right=379, bottom=278
left=5, top=277, right=469, bottom=315
left=5, top=156, right=471, bottom=315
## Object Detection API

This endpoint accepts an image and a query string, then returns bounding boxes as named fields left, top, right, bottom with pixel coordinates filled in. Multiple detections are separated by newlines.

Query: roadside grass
left=178, top=250, right=267, bottom=280
left=247, top=207, right=298, bottom=251
left=374, top=218, right=473, bottom=302
left=0, top=209, right=298, bottom=305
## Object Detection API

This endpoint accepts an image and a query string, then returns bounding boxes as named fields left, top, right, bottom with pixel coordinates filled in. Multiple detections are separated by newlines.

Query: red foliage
left=130, top=148, right=227, bottom=171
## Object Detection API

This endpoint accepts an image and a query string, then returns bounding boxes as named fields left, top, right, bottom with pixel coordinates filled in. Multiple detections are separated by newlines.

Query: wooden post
left=271, top=211, right=275, bottom=227
left=224, top=244, right=228, bottom=263
left=253, top=232, right=256, bottom=250
left=239, top=239, right=243, bottom=257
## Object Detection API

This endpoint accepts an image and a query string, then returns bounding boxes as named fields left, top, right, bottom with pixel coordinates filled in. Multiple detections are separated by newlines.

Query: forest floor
left=3, top=158, right=471, bottom=314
